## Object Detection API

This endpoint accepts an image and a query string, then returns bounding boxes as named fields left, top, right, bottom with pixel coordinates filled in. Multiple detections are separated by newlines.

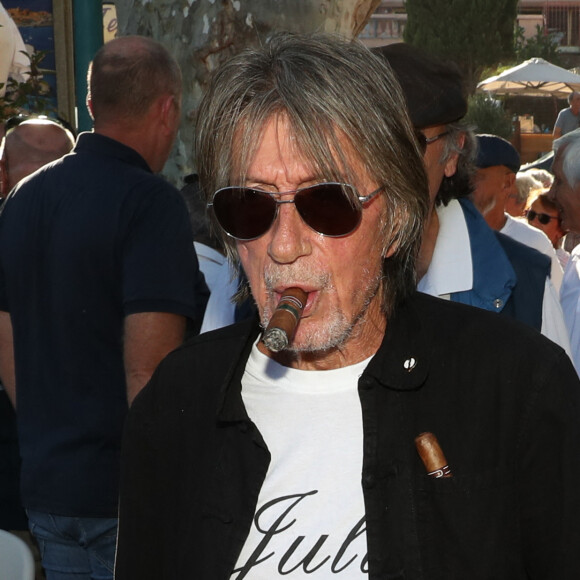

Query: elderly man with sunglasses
left=116, top=33, right=580, bottom=580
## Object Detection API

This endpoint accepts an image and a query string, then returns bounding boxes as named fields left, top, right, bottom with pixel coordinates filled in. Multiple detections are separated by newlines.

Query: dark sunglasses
left=208, top=182, right=383, bottom=241
left=526, top=209, right=559, bottom=225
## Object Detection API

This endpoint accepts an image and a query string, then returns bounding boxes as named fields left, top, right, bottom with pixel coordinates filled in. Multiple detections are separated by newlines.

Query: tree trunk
left=115, top=0, right=380, bottom=185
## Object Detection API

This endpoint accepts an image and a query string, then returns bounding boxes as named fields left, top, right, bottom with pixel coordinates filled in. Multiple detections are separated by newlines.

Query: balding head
left=87, top=35, right=182, bottom=128
left=1, top=118, right=75, bottom=195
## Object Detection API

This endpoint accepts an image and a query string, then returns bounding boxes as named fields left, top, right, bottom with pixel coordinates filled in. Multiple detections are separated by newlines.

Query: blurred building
left=361, top=0, right=580, bottom=54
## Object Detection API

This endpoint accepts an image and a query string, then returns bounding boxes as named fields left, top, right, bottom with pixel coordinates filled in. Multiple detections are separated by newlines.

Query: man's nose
left=267, top=202, right=312, bottom=264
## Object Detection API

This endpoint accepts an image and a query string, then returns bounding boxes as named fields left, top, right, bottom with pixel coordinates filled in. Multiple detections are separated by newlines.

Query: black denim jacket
left=116, top=292, right=580, bottom=580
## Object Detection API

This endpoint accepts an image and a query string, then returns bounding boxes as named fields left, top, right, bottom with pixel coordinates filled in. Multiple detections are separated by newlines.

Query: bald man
left=0, top=117, right=73, bottom=580
left=1, top=117, right=75, bottom=198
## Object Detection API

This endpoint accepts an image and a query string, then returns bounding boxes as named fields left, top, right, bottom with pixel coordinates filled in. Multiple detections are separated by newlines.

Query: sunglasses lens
left=295, top=184, right=361, bottom=237
left=212, top=188, right=276, bottom=240
left=538, top=214, right=551, bottom=225
left=528, top=209, right=555, bottom=225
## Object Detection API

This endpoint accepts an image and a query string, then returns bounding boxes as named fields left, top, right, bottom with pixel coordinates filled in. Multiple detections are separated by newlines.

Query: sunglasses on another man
left=526, top=209, right=559, bottom=226
left=208, top=182, right=383, bottom=241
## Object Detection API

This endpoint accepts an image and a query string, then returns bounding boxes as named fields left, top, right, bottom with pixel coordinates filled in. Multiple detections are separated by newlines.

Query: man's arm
left=552, top=126, right=562, bottom=139
left=0, top=311, right=16, bottom=406
left=123, top=312, right=186, bottom=405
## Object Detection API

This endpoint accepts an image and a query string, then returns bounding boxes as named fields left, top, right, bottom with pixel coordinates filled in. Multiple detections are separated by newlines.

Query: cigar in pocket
left=415, top=432, right=452, bottom=478
left=262, top=287, right=308, bottom=353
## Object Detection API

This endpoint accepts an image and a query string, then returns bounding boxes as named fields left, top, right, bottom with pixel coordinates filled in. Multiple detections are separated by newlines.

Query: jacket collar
left=363, top=292, right=431, bottom=390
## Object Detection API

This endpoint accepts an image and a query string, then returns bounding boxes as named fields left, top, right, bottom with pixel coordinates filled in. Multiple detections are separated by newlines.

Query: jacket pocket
left=413, top=466, right=525, bottom=580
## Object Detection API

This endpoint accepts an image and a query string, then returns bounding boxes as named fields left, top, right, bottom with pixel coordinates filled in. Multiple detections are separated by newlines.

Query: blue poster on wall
left=2, top=0, right=57, bottom=112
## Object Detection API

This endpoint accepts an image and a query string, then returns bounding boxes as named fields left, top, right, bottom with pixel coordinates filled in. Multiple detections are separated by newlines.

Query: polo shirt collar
left=74, top=132, right=152, bottom=173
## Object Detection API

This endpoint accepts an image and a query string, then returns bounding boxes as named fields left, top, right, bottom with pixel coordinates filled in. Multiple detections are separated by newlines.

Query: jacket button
left=493, top=298, right=504, bottom=309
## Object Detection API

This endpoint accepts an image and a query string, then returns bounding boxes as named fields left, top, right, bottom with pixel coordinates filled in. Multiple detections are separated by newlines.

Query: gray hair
left=88, top=35, right=182, bottom=124
left=553, top=129, right=580, bottom=189
left=568, top=91, right=580, bottom=104
left=194, top=32, right=428, bottom=315
left=515, top=171, right=543, bottom=205
left=526, top=168, right=553, bottom=188
left=436, top=122, right=477, bottom=206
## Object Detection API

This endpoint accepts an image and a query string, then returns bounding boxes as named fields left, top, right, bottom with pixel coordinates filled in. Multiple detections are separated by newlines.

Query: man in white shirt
left=548, top=129, right=580, bottom=374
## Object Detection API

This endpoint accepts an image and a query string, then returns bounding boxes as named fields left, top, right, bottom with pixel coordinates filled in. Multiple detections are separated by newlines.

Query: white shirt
left=557, top=247, right=570, bottom=270
left=418, top=200, right=571, bottom=355
left=235, top=342, right=370, bottom=578
left=418, top=198, right=472, bottom=299
left=560, top=246, right=580, bottom=375
left=194, top=242, right=237, bottom=333
left=501, top=214, right=564, bottom=293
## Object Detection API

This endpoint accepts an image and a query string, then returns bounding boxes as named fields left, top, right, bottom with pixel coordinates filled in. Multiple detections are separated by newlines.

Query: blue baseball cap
left=475, top=134, right=521, bottom=173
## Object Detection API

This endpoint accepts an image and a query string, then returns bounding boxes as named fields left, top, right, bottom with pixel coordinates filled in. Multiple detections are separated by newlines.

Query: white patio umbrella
left=477, top=57, right=580, bottom=98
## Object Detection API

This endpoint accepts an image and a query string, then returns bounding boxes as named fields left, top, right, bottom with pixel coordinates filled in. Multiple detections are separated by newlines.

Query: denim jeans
left=27, top=510, right=117, bottom=580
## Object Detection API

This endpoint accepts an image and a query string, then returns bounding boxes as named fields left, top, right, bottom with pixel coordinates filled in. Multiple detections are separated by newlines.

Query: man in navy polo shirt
left=0, top=36, right=204, bottom=579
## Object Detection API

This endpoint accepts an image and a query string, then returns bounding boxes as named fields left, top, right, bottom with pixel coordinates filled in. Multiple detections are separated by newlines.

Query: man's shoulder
left=494, top=229, right=551, bottom=272
left=502, top=215, right=554, bottom=255
left=411, top=291, right=562, bottom=357
left=557, top=107, right=573, bottom=120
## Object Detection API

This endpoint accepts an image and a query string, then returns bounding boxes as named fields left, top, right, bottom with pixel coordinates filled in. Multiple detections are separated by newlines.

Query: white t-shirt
left=234, top=342, right=371, bottom=579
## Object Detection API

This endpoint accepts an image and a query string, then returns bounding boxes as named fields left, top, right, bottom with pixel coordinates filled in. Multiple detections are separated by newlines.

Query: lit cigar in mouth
left=262, top=287, right=308, bottom=353
left=415, top=432, right=452, bottom=478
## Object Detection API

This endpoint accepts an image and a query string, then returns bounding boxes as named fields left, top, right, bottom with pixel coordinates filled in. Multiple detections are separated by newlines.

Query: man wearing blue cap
left=472, top=134, right=564, bottom=292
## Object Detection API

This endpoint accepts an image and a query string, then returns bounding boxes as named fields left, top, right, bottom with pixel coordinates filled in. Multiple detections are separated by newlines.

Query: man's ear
left=159, top=95, right=178, bottom=133
left=86, top=95, right=95, bottom=120
left=443, top=132, right=465, bottom=178
left=384, top=239, right=398, bottom=259
left=504, top=171, right=516, bottom=191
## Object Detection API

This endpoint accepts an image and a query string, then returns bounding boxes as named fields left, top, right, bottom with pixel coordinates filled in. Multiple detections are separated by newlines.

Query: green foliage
left=464, top=93, right=513, bottom=139
left=404, top=0, right=518, bottom=93
left=0, top=49, right=54, bottom=123
left=514, top=25, right=561, bottom=64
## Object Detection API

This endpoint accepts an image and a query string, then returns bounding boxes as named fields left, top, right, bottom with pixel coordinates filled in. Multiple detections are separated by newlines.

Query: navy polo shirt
left=0, top=132, right=199, bottom=517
